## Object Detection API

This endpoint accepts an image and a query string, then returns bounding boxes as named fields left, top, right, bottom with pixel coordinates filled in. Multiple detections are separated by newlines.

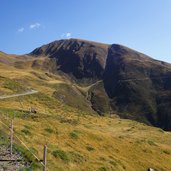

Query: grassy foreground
left=0, top=95, right=171, bottom=171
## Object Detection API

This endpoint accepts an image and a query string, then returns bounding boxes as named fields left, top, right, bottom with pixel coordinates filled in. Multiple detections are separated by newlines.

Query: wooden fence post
left=10, top=120, right=13, bottom=157
left=43, top=145, right=47, bottom=171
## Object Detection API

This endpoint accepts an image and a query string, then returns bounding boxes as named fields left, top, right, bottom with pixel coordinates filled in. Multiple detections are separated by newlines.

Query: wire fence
left=0, top=112, right=48, bottom=171
left=1, top=72, right=171, bottom=170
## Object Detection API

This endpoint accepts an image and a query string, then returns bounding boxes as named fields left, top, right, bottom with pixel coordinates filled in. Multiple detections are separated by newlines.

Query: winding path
left=0, top=90, right=38, bottom=100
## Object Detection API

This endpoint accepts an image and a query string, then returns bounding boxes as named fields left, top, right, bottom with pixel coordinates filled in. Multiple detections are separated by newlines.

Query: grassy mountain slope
left=0, top=51, right=171, bottom=170
left=103, top=44, right=171, bottom=130
left=29, top=39, right=171, bottom=130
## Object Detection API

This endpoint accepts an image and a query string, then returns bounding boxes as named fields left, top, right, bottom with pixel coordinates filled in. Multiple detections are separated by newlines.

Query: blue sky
left=1, top=0, right=171, bottom=63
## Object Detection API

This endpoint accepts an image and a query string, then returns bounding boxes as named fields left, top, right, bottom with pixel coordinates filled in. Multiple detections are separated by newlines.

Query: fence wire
left=0, top=113, right=49, bottom=171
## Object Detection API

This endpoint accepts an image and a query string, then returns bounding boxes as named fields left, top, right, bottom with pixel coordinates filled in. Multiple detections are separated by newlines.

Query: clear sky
left=1, top=0, right=171, bottom=63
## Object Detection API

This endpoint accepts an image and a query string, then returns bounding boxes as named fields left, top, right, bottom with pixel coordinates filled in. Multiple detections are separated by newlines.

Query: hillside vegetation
left=29, top=39, right=171, bottom=131
left=0, top=52, right=171, bottom=171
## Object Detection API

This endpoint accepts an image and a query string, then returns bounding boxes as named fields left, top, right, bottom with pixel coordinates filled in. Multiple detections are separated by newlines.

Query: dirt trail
left=0, top=90, right=38, bottom=100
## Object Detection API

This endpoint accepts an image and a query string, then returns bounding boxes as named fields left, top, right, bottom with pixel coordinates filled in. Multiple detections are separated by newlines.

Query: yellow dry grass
left=1, top=111, right=171, bottom=171
left=0, top=54, right=171, bottom=171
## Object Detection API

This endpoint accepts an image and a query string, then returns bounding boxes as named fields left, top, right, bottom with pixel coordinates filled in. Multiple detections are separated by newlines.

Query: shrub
left=109, top=160, right=117, bottom=166
left=21, top=129, right=31, bottom=136
left=24, top=125, right=31, bottom=129
left=68, top=152, right=85, bottom=163
left=44, top=128, right=53, bottom=134
left=86, top=145, right=95, bottom=151
left=147, top=140, right=157, bottom=146
left=99, top=167, right=108, bottom=171
left=163, top=150, right=170, bottom=155
left=69, top=130, right=79, bottom=139
left=52, top=149, right=69, bottom=162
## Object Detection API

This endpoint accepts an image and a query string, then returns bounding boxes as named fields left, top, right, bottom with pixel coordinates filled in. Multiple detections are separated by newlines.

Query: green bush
left=99, top=167, right=108, bottom=171
left=147, top=140, right=157, bottom=146
left=163, top=150, right=170, bottom=155
left=3, top=79, right=26, bottom=93
left=69, top=130, right=79, bottom=139
left=68, top=151, right=85, bottom=163
left=44, top=128, right=54, bottom=134
left=21, top=129, right=31, bottom=136
left=52, top=149, right=69, bottom=162
left=86, top=145, right=95, bottom=151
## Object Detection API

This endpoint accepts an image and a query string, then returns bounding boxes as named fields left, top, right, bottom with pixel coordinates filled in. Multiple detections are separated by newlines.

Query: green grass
left=0, top=133, right=10, bottom=145
left=163, top=150, right=171, bottom=155
left=32, top=92, right=60, bottom=109
left=0, top=63, right=171, bottom=171
left=69, top=130, right=80, bottom=139
left=86, top=145, right=95, bottom=151
left=24, top=125, right=31, bottom=130
left=14, top=143, right=41, bottom=170
left=52, top=149, right=70, bottom=162
left=2, top=78, right=27, bottom=93
left=98, top=166, right=109, bottom=171
left=68, top=152, right=85, bottom=164
left=109, top=160, right=117, bottom=166
left=21, top=129, right=31, bottom=136
left=59, top=117, right=79, bottom=125
left=0, top=108, right=24, bottom=119
left=53, top=83, right=93, bottom=113
left=44, top=128, right=54, bottom=134
left=147, top=140, right=157, bottom=146
left=0, top=133, right=40, bottom=170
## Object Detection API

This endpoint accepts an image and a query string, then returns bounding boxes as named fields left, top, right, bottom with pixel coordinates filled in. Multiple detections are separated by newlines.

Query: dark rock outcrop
left=30, top=38, right=171, bottom=130
left=30, top=39, right=108, bottom=79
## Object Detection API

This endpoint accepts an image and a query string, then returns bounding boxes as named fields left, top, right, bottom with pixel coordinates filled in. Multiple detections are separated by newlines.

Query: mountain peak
left=27, top=39, right=171, bottom=130
left=30, top=38, right=109, bottom=56
left=1, top=38, right=171, bottom=130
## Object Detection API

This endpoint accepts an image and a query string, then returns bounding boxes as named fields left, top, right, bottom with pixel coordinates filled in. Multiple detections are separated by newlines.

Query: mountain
left=1, top=39, right=171, bottom=170
left=30, top=39, right=109, bottom=79
left=103, top=44, right=171, bottom=130
left=29, top=39, right=171, bottom=131
left=1, top=38, right=171, bottom=130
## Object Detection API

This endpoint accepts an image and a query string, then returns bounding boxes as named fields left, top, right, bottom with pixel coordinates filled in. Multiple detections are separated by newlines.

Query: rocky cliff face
left=30, top=39, right=108, bottom=79
left=30, top=39, right=171, bottom=130
left=104, top=44, right=171, bottom=130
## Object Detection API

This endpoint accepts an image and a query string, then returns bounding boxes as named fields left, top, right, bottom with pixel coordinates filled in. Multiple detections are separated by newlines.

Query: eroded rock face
left=103, top=44, right=171, bottom=130
left=30, top=39, right=108, bottom=79
left=29, top=38, right=171, bottom=130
